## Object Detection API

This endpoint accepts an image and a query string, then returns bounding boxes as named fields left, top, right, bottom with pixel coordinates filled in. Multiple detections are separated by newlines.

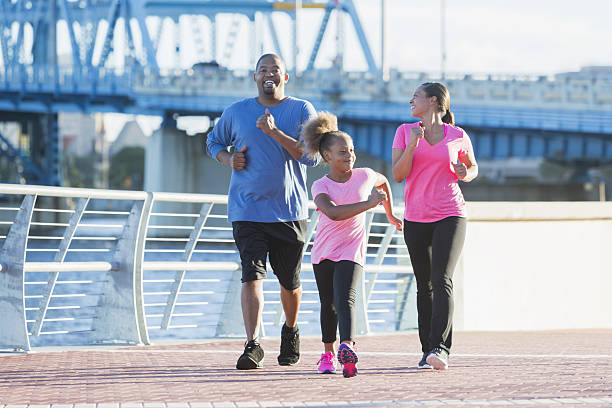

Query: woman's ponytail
left=442, top=110, right=455, bottom=126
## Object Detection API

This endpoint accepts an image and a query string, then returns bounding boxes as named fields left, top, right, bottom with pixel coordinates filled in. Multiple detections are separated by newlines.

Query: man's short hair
left=255, top=53, right=286, bottom=72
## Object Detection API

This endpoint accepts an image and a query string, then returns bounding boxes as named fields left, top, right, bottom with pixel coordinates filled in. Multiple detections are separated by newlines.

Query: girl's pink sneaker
left=316, top=351, right=337, bottom=374
left=337, top=343, right=358, bottom=378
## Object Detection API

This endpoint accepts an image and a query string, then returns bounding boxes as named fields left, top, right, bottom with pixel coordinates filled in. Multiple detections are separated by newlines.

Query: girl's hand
left=387, top=214, right=403, bottom=231
left=368, top=188, right=387, bottom=205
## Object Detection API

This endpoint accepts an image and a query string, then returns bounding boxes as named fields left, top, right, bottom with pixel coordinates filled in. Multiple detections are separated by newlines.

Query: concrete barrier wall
left=455, top=202, right=612, bottom=331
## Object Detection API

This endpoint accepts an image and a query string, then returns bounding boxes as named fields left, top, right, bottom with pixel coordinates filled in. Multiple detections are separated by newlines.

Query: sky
left=103, top=0, right=612, bottom=140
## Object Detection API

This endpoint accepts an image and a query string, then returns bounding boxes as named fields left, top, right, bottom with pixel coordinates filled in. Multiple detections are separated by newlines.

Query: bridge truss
left=0, top=0, right=378, bottom=185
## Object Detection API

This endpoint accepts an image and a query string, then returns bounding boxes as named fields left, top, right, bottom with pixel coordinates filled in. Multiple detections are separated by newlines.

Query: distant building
left=555, top=66, right=612, bottom=81
left=59, top=113, right=99, bottom=157
left=109, top=120, right=147, bottom=157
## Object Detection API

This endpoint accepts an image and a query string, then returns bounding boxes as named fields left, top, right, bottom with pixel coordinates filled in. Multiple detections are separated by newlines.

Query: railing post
left=215, top=268, right=245, bottom=337
left=364, top=224, right=396, bottom=303
left=91, top=198, right=148, bottom=345
left=395, top=274, right=416, bottom=331
left=133, top=192, right=154, bottom=345
left=355, top=211, right=374, bottom=335
left=0, top=194, right=36, bottom=351
left=161, top=202, right=212, bottom=329
left=32, top=197, right=89, bottom=336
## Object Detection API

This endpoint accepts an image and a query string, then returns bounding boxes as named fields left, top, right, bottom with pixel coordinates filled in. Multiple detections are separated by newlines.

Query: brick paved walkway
left=1, top=330, right=611, bottom=407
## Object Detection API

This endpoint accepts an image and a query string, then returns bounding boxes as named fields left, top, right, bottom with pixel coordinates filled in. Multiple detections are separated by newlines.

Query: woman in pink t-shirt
left=303, top=112, right=402, bottom=378
left=392, top=82, right=478, bottom=371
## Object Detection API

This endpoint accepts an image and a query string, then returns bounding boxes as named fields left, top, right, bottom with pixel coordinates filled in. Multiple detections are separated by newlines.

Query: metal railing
left=0, top=183, right=414, bottom=351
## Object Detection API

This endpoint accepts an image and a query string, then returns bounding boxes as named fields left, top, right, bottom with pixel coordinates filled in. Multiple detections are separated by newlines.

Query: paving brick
left=0, top=331, right=611, bottom=407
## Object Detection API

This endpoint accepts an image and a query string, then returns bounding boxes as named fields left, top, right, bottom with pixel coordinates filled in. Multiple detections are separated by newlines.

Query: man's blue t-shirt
left=206, top=96, right=318, bottom=222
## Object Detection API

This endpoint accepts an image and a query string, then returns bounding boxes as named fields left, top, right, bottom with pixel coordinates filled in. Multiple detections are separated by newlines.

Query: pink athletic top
left=310, top=168, right=378, bottom=266
left=392, top=122, right=473, bottom=222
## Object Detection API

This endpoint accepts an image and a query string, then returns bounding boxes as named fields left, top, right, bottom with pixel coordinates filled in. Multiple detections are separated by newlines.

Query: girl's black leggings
left=403, top=216, right=466, bottom=354
left=313, top=259, right=363, bottom=344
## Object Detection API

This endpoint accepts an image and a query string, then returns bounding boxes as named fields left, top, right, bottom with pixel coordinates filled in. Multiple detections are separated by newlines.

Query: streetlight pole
left=440, top=0, right=447, bottom=79
left=381, top=0, right=389, bottom=83
left=295, top=0, right=302, bottom=75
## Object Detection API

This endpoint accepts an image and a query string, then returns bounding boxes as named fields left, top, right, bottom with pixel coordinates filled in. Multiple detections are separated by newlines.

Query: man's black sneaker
left=236, top=340, right=264, bottom=370
left=417, top=352, right=433, bottom=369
left=426, top=347, right=449, bottom=370
left=277, top=323, right=300, bottom=366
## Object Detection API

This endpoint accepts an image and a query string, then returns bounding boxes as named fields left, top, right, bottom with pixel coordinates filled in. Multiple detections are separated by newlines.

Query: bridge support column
left=0, top=195, right=36, bottom=352
left=145, top=122, right=230, bottom=195
left=44, top=114, right=62, bottom=186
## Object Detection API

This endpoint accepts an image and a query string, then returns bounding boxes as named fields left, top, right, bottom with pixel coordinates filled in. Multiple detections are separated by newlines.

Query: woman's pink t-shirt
left=392, top=122, right=473, bottom=222
left=310, top=167, right=378, bottom=266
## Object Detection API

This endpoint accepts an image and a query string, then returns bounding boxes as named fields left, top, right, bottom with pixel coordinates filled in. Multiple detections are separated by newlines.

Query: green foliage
left=62, top=153, right=98, bottom=188
left=109, top=146, right=145, bottom=190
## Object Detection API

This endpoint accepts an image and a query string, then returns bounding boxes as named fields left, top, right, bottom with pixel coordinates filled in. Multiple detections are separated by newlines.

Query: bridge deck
left=1, top=329, right=611, bottom=407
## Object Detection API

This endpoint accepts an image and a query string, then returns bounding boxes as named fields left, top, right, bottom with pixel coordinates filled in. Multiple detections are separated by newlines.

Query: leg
left=232, top=221, right=269, bottom=370
left=268, top=220, right=307, bottom=365
left=429, top=216, right=466, bottom=353
left=333, top=260, right=363, bottom=344
left=403, top=220, right=435, bottom=353
left=232, top=222, right=269, bottom=341
left=241, top=280, right=264, bottom=341
left=268, top=220, right=307, bottom=328
left=314, top=260, right=338, bottom=347
left=279, top=285, right=301, bottom=328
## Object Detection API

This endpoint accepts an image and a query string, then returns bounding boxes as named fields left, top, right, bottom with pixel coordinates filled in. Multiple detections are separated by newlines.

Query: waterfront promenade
left=1, top=329, right=611, bottom=408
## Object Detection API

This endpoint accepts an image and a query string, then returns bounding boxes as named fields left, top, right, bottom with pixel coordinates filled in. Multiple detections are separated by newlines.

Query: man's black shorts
left=232, top=220, right=307, bottom=291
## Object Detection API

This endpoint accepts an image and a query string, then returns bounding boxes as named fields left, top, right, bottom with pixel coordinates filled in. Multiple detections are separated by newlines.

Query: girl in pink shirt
left=303, top=112, right=402, bottom=378
left=392, top=82, right=478, bottom=371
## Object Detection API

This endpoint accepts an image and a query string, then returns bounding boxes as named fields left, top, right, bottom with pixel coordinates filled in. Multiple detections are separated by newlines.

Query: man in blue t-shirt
left=206, top=54, right=318, bottom=370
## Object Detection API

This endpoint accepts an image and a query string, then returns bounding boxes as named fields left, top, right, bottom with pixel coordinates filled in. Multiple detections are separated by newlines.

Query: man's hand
left=231, top=146, right=247, bottom=170
left=256, top=108, right=276, bottom=135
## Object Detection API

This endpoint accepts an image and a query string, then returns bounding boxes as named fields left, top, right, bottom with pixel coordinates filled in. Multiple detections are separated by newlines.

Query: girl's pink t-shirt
left=392, top=122, right=473, bottom=222
left=310, top=167, right=378, bottom=266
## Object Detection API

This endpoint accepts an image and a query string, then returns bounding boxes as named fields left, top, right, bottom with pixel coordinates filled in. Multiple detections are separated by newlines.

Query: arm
left=314, top=191, right=384, bottom=222
left=391, top=126, right=423, bottom=182
left=374, top=173, right=403, bottom=231
left=452, top=132, right=479, bottom=182
left=392, top=147, right=415, bottom=182
left=454, top=149, right=479, bottom=182
left=256, top=108, right=304, bottom=160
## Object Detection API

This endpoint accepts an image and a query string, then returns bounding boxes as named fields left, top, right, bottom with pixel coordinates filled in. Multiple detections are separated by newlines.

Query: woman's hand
left=452, top=157, right=467, bottom=180
left=408, top=125, right=424, bottom=150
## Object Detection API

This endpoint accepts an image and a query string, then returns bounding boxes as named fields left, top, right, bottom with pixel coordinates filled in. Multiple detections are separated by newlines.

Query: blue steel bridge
left=1, top=0, right=612, bottom=186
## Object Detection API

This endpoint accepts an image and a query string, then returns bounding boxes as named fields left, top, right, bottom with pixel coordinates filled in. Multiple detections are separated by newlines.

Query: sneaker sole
left=317, top=368, right=336, bottom=374
left=426, top=354, right=448, bottom=370
left=417, top=363, right=433, bottom=370
left=337, top=346, right=358, bottom=365
left=278, top=357, right=300, bottom=366
left=236, top=356, right=264, bottom=370
left=342, top=363, right=358, bottom=378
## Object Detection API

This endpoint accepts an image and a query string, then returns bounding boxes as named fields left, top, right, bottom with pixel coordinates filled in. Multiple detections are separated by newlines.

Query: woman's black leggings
left=313, top=259, right=363, bottom=344
left=403, top=216, right=466, bottom=354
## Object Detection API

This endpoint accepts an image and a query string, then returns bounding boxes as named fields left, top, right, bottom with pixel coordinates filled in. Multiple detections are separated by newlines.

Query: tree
left=109, top=146, right=145, bottom=190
